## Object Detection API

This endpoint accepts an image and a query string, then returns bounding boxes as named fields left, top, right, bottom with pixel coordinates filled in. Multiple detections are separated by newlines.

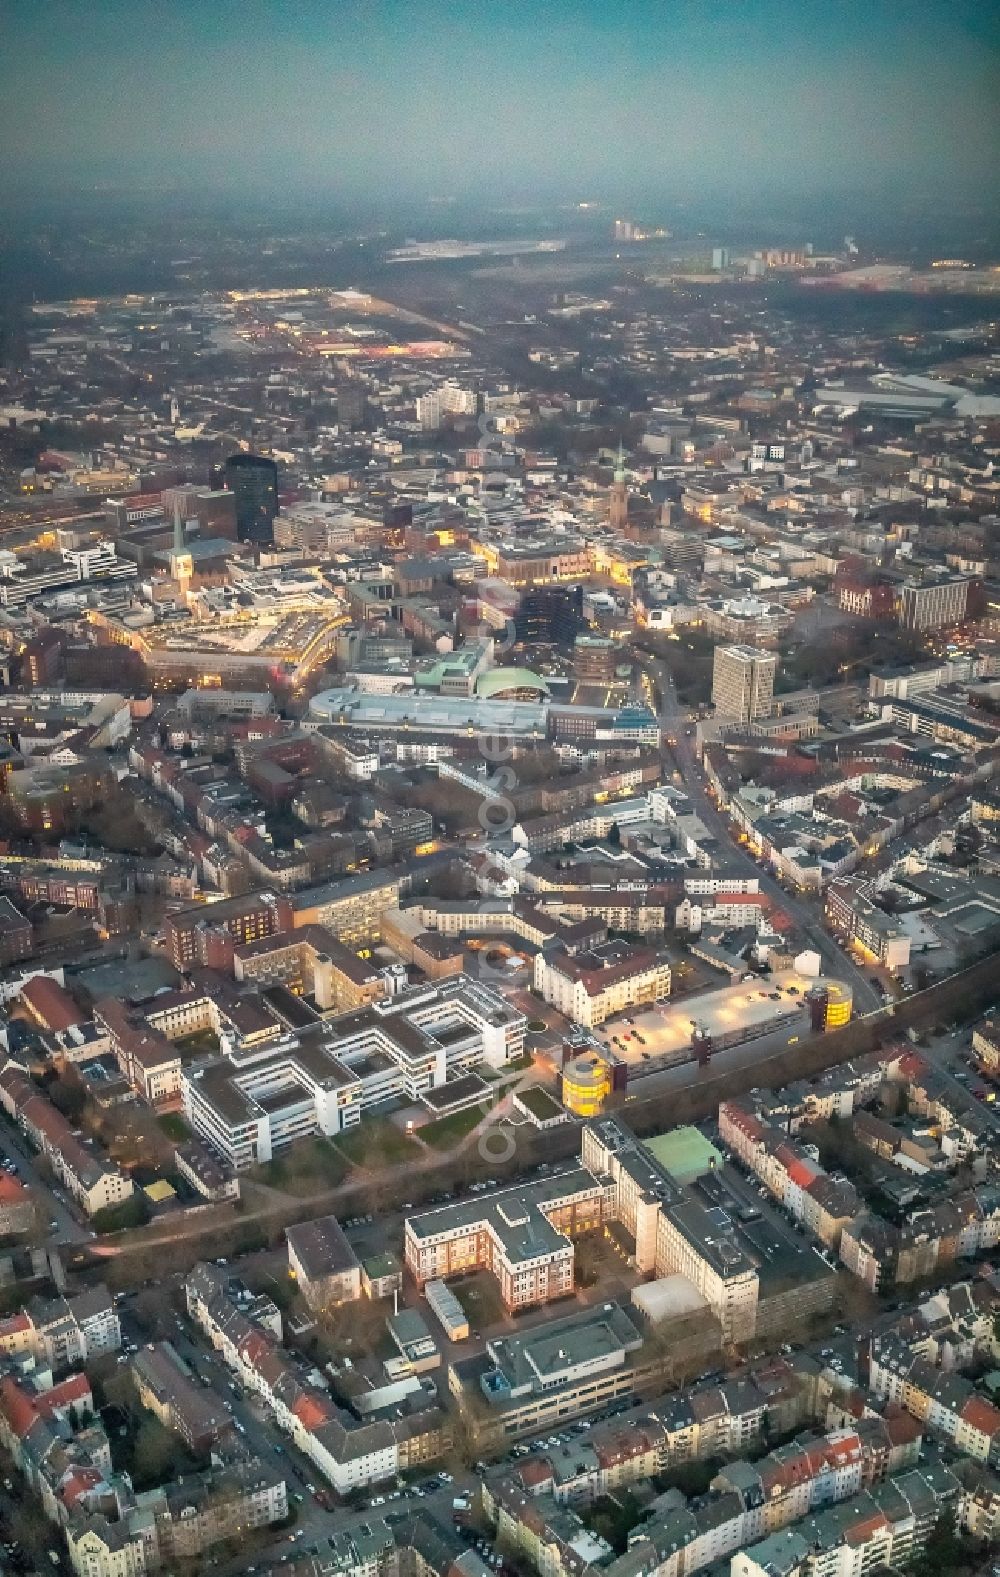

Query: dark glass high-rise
left=223, top=453, right=279, bottom=545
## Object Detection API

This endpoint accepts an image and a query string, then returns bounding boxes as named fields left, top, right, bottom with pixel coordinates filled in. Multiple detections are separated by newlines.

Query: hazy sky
left=2, top=0, right=998, bottom=205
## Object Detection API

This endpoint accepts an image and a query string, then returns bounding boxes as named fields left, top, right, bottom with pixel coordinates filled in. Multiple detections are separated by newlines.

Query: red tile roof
left=786, top=1157, right=820, bottom=1190
left=846, top=1511, right=889, bottom=1546
left=58, top=1467, right=104, bottom=1508
left=0, top=1173, right=29, bottom=1204
left=0, top=1377, right=38, bottom=1440
left=292, top=1393, right=333, bottom=1432
left=238, top=1330, right=270, bottom=1367
left=961, top=1394, right=1000, bottom=1438
left=37, top=1372, right=92, bottom=1419
left=518, top=1459, right=553, bottom=1488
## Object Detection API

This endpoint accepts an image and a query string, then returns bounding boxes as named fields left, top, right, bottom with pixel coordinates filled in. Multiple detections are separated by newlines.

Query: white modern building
left=182, top=978, right=525, bottom=1170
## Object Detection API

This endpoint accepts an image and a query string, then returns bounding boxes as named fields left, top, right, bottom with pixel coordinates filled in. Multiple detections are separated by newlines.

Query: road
left=137, top=1298, right=484, bottom=1573
left=118, top=1298, right=333, bottom=1560
left=643, top=656, right=881, bottom=1014
left=0, top=1117, right=90, bottom=1244
left=920, top=1026, right=1000, bottom=1135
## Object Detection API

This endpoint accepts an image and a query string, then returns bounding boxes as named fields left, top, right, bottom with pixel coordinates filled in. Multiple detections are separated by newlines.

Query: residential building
left=0, top=1064, right=133, bottom=1218
left=131, top=1343, right=229, bottom=1452
left=824, top=878, right=912, bottom=970
left=286, top=1215, right=362, bottom=1311
left=184, top=1261, right=449, bottom=1493
left=532, top=941, right=671, bottom=1027
left=712, top=645, right=776, bottom=724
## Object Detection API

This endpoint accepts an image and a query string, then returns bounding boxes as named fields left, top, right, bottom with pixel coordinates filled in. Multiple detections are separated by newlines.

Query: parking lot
left=594, top=969, right=821, bottom=1068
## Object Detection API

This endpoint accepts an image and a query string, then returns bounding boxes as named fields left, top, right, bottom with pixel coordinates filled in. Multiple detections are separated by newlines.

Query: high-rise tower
left=711, top=645, right=776, bottom=724
left=171, top=500, right=193, bottom=590
left=223, top=453, right=279, bottom=545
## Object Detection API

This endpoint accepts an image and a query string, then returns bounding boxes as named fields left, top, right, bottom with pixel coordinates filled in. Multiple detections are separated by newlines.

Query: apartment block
left=233, top=924, right=391, bottom=1013
left=825, top=877, right=912, bottom=970
left=132, top=1342, right=229, bottom=1452
left=286, top=1215, right=362, bottom=1311
left=719, top=1100, right=860, bottom=1250
left=184, top=1262, right=449, bottom=1493
left=0, top=1063, right=133, bottom=1218
left=166, top=891, right=293, bottom=973
left=532, top=940, right=671, bottom=1028
left=712, top=644, right=776, bottom=724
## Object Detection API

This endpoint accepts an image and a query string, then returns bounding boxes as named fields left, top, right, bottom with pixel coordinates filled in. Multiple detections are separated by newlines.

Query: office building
left=581, top=1120, right=760, bottom=1342
left=182, top=977, right=525, bottom=1171
left=898, top=576, right=969, bottom=631
left=712, top=644, right=776, bottom=724
left=514, top=584, right=584, bottom=645
left=223, top=452, right=279, bottom=545
left=573, top=634, right=617, bottom=683
left=404, top=1169, right=604, bottom=1311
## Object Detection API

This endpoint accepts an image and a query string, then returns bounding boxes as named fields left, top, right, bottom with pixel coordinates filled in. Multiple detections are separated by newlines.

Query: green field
left=173, top=1028, right=221, bottom=1059
left=418, top=1102, right=492, bottom=1150
left=156, top=1112, right=191, bottom=1143
left=453, top=1271, right=507, bottom=1331
left=251, top=1136, right=348, bottom=1195
left=334, top=1117, right=422, bottom=1169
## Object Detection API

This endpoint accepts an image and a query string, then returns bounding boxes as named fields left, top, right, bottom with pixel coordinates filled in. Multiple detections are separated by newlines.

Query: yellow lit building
left=562, top=1053, right=611, bottom=1117
left=824, top=982, right=853, bottom=1030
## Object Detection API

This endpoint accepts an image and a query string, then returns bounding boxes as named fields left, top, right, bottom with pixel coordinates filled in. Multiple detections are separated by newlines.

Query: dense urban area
left=0, top=209, right=999, bottom=1577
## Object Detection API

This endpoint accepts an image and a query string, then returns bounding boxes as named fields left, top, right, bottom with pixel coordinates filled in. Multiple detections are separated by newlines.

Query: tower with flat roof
left=711, top=644, right=776, bottom=724
left=223, top=452, right=279, bottom=545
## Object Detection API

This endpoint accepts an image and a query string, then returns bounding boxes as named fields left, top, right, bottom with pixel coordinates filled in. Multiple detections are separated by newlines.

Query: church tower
left=608, top=442, right=629, bottom=531
left=171, top=500, right=193, bottom=592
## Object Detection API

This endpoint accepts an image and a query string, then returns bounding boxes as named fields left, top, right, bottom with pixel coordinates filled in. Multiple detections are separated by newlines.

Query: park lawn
left=156, top=1112, right=191, bottom=1143
left=333, top=1117, right=422, bottom=1170
left=250, top=1136, right=348, bottom=1196
left=418, top=1102, right=492, bottom=1151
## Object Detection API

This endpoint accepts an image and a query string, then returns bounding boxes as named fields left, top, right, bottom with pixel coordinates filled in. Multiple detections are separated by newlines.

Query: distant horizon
left=1, top=180, right=997, bottom=259
left=2, top=0, right=997, bottom=219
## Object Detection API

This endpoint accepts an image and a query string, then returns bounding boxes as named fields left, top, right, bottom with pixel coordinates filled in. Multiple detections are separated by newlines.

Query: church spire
left=609, top=442, right=629, bottom=530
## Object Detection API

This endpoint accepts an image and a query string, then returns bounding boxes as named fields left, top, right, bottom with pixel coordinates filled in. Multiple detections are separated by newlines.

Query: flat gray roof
left=406, top=1167, right=602, bottom=1266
